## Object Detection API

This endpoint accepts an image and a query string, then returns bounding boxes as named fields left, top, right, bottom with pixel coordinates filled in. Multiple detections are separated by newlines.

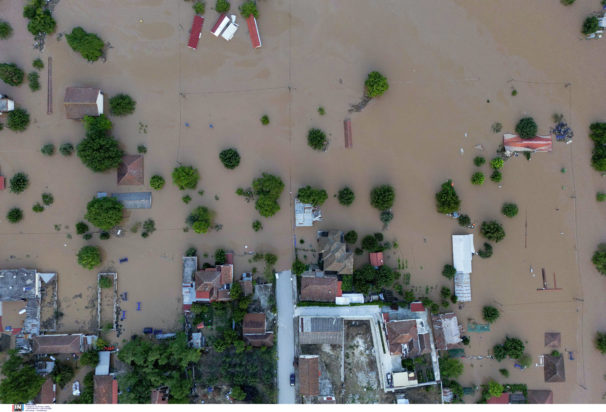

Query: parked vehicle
left=386, top=372, right=393, bottom=388
left=290, top=373, right=295, bottom=386
left=143, top=327, right=153, bottom=334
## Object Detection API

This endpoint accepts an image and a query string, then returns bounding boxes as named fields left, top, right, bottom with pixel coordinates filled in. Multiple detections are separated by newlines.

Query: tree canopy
left=7, top=108, right=30, bottom=132
left=216, top=0, right=231, bottom=13
left=219, top=148, right=241, bottom=169
left=109, top=94, right=136, bottom=116
left=187, top=206, right=214, bottom=234
left=0, top=63, right=24, bottom=86
left=252, top=173, right=284, bottom=217
left=77, top=115, right=123, bottom=172
left=307, top=128, right=327, bottom=151
left=77, top=246, right=102, bottom=270
left=596, top=332, right=606, bottom=354
left=582, top=16, right=599, bottom=35
left=501, top=202, right=518, bottom=218
left=239, top=1, right=259, bottom=18
left=589, top=123, right=606, bottom=172
left=515, top=117, right=538, bottom=139
left=365, top=71, right=389, bottom=98
left=9, top=172, right=29, bottom=194
left=435, top=180, right=460, bottom=214
left=486, top=381, right=504, bottom=399
left=172, top=165, right=200, bottom=190
left=442, top=264, right=456, bottom=279
left=352, top=264, right=395, bottom=294
left=480, top=221, right=506, bottom=243
left=344, top=230, right=358, bottom=244
left=592, top=245, right=606, bottom=275
left=292, top=259, right=306, bottom=276
left=85, top=196, right=124, bottom=230
left=150, top=175, right=165, bottom=190
left=0, top=21, right=13, bottom=39
left=370, top=185, right=395, bottom=210
left=0, top=351, right=45, bottom=404
left=482, top=306, right=500, bottom=323
left=338, top=187, right=355, bottom=206
left=439, top=356, right=464, bottom=379
left=297, top=185, right=327, bottom=206
left=66, top=27, right=105, bottom=62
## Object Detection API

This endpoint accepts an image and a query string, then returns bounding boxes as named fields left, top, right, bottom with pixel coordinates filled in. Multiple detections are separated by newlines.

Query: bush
left=83, top=233, right=92, bottom=240
left=239, top=1, right=258, bottom=18
left=0, top=63, right=24, bottom=86
left=9, top=173, right=29, bottom=194
left=597, top=192, right=606, bottom=202
left=596, top=332, right=606, bottom=354
left=487, top=381, right=504, bottom=399
left=99, top=231, right=110, bottom=240
left=42, top=193, right=53, bottom=205
left=137, top=144, right=147, bottom=154
left=380, top=210, right=394, bottom=225
left=442, top=264, right=456, bottom=279
left=77, top=246, right=101, bottom=270
left=27, top=71, right=40, bottom=91
left=185, top=247, right=197, bottom=257
left=182, top=195, right=192, bottom=204
left=187, top=206, right=213, bottom=234
left=80, top=351, right=100, bottom=367
left=482, top=306, right=500, bottom=323
left=477, top=242, right=493, bottom=259
left=473, top=156, right=485, bottom=167
left=592, top=246, right=606, bottom=275
left=490, top=157, right=504, bottom=170
left=41, top=143, right=55, bottom=156
left=172, top=166, right=200, bottom=190
left=26, top=7, right=56, bottom=36
left=365, top=71, right=389, bottom=98
left=193, top=1, right=205, bottom=14
left=32, top=203, right=44, bottom=213
left=292, top=259, right=306, bottom=276
left=59, top=143, right=74, bottom=156
left=490, top=170, right=502, bottom=183
left=149, top=175, right=165, bottom=190
left=76, top=222, right=89, bottom=235
left=501, top=202, right=518, bottom=218
left=265, top=253, right=278, bottom=266
left=77, top=135, right=123, bottom=172
left=318, top=106, right=325, bottom=115
left=7, top=208, right=23, bottom=223
left=361, top=235, right=379, bottom=252
left=515, top=117, right=538, bottom=139
left=307, top=128, right=327, bottom=151
left=499, top=368, right=509, bottom=378
left=582, top=16, right=599, bottom=35
left=344, top=230, right=358, bottom=244
left=458, top=214, right=471, bottom=227
left=471, top=172, right=485, bottom=185
left=436, top=180, right=460, bottom=214
left=297, top=186, right=327, bottom=206
left=439, top=357, right=464, bottom=379
left=219, top=148, right=241, bottom=169
left=252, top=173, right=284, bottom=217
left=216, top=0, right=230, bottom=13
left=85, top=197, right=124, bottom=230
left=260, top=115, right=269, bottom=125
left=338, top=187, right=355, bottom=206
left=32, top=58, right=44, bottom=70
left=109, top=94, right=136, bottom=116
left=66, top=27, right=105, bottom=62
left=0, top=21, right=13, bottom=39
left=7, top=108, right=30, bottom=132
left=99, top=277, right=112, bottom=288
left=481, top=221, right=505, bottom=243
left=252, top=220, right=263, bottom=232
left=370, top=185, right=395, bottom=210
left=462, top=336, right=470, bottom=345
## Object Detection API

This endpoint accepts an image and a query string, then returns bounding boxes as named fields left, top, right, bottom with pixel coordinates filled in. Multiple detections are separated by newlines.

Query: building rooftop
left=299, top=317, right=343, bottom=345
left=111, top=192, right=151, bottom=209
left=299, top=355, right=319, bottom=396
left=64, top=87, right=102, bottom=119
left=431, top=313, right=463, bottom=351
left=317, top=230, right=353, bottom=275
left=544, top=354, right=565, bottom=382
left=117, top=155, right=144, bottom=186
left=300, top=275, right=340, bottom=302
left=94, top=375, right=118, bottom=404
left=243, top=313, right=266, bottom=335
left=32, top=334, right=82, bottom=355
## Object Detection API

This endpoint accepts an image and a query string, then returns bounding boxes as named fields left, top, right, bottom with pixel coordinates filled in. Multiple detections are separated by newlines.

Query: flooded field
left=1, top=0, right=606, bottom=403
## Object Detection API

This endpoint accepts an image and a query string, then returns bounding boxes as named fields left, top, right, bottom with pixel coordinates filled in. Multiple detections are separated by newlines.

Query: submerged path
left=276, top=270, right=295, bottom=404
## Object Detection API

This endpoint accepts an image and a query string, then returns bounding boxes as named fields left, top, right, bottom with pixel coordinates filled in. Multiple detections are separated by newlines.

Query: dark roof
left=299, top=317, right=343, bottom=345
left=243, top=313, right=266, bottom=335
left=32, top=335, right=81, bottom=354
left=240, top=279, right=253, bottom=297
left=36, top=378, right=55, bottom=404
left=300, top=276, right=339, bottom=302
left=299, top=355, right=319, bottom=396
left=117, top=155, right=144, bottom=185
left=111, top=192, right=151, bottom=209
left=544, top=355, right=566, bottom=382
left=527, top=390, right=553, bottom=404
left=64, top=87, right=101, bottom=119
left=244, top=333, right=274, bottom=347
left=431, top=312, right=463, bottom=351
left=151, top=387, right=169, bottom=404
left=544, top=332, right=561, bottom=348
left=386, top=320, right=417, bottom=356
left=94, top=375, right=118, bottom=404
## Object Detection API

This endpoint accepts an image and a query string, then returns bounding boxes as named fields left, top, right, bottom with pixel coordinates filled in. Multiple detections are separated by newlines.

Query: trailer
left=246, top=15, right=262, bottom=48
left=188, top=15, right=204, bottom=49
left=211, top=14, right=230, bottom=37
left=221, top=17, right=239, bottom=41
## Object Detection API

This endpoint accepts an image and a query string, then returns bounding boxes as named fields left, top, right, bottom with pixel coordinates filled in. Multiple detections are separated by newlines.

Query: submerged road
left=276, top=270, right=295, bottom=404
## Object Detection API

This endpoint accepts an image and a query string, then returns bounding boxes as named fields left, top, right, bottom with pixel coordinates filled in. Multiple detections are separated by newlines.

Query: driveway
left=276, top=270, right=296, bottom=404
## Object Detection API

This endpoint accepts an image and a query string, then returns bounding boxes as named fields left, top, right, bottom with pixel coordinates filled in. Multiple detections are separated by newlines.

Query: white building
left=452, top=235, right=474, bottom=302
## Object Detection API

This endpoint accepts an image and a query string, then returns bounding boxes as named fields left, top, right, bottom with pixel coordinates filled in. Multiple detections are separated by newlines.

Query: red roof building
left=211, top=14, right=229, bottom=37
left=504, top=134, right=552, bottom=153
left=410, top=302, right=425, bottom=312
left=193, top=264, right=234, bottom=303
left=300, top=275, right=339, bottom=302
left=0, top=176, right=4, bottom=190
left=299, top=355, right=319, bottom=396
left=188, top=15, right=204, bottom=49
left=487, top=393, right=510, bottom=404
left=35, top=378, right=55, bottom=404
left=94, top=376, right=118, bottom=404
left=369, top=252, right=384, bottom=267
left=246, top=15, right=262, bottom=49
left=117, top=155, right=144, bottom=185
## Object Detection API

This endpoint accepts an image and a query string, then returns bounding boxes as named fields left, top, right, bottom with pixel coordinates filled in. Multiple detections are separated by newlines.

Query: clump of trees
left=0, top=63, right=24, bottom=86
left=439, top=355, right=464, bottom=379
left=515, top=117, right=538, bottom=139
left=338, top=187, right=355, bottom=206
left=307, top=128, right=327, bottom=151
left=596, top=331, right=606, bottom=354
left=150, top=175, right=165, bottom=190
left=370, top=185, right=395, bottom=210
left=77, top=115, right=124, bottom=172
left=9, top=172, right=29, bottom=193
left=344, top=230, right=358, bottom=244
left=0, top=351, right=45, bottom=403
left=501, top=202, right=518, bottom=218
left=27, top=72, right=40, bottom=91
left=219, top=148, right=241, bottom=169
left=482, top=306, right=500, bottom=323
left=66, top=27, right=105, bottom=62
left=77, top=246, right=102, bottom=270
left=187, top=206, right=214, bottom=233
left=109, top=94, right=136, bottom=116
left=252, top=173, right=284, bottom=217
left=23, top=0, right=56, bottom=36
left=589, top=123, right=606, bottom=171
left=480, top=221, right=506, bottom=243
left=172, top=165, right=200, bottom=190
left=352, top=264, right=395, bottom=294
left=239, top=1, right=259, bottom=18
left=582, top=15, right=600, bottom=35
left=493, top=336, right=525, bottom=361
left=7, top=108, right=30, bottom=132
left=85, top=196, right=124, bottom=230
left=7, top=208, right=23, bottom=223
left=365, top=71, right=389, bottom=98
left=436, top=180, right=460, bottom=214
left=297, top=186, right=327, bottom=206
left=442, top=264, right=456, bottom=279
left=471, top=172, right=485, bottom=185
left=0, top=21, right=12, bottom=39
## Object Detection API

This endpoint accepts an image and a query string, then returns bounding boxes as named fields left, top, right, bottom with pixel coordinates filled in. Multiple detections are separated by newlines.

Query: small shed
left=452, top=234, right=474, bottom=274
left=95, top=351, right=110, bottom=375
left=369, top=252, right=384, bottom=267
left=117, top=155, right=144, bottom=185
left=64, top=87, right=103, bottom=119
left=188, top=15, right=204, bottom=49
left=246, top=15, right=261, bottom=48
left=112, top=192, right=151, bottom=209
left=544, top=332, right=561, bottom=348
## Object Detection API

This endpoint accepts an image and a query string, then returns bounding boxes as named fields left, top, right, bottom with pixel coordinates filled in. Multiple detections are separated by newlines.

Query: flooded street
left=1, top=0, right=605, bottom=403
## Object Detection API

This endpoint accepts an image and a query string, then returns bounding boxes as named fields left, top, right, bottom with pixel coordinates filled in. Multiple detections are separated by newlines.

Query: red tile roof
left=188, top=15, right=204, bottom=49
left=299, top=356, right=319, bottom=396
left=300, top=276, right=339, bottom=302
left=218, top=264, right=233, bottom=285
left=246, top=15, right=261, bottom=48
left=487, top=393, right=510, bottom=404
left=117, top=155, right=144, bottom=185
left=94, top=376, right=118, bottom=404
left=36, top=378, right=55, bottom=404
left=243, top=313, right=266, bottom=335
left=410, top=302, right=425, bottom=312
left=369, top=252, right=384, bottom=267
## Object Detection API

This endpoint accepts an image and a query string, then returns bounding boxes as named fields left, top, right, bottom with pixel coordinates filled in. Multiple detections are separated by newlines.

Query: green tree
left=41, top=143, right=55, bottom=156
left=216, top=0, right=231, bottom=13
left=9, top=172, right=29, bottom=193
left=482, top=306, right=500, bottom=324
left=0, top=21, right=13, bottom=39
left=503, top=337, right=525, bottom=359
left=42, top=193, right=54, bottom=205
left=490, top=157, right=504, bottom=170
left=231, top=385, right=246, bottom=401
left=215, top=248, right=227, bottom=265
left=501, top=202, right=518, bottom=218
left=582, top=16, right=599, bottom=35
left=292, top=259, right=306, bottom=275
left=486, top=381, right=504, bottom=399
left=172, top=166, right=200, bottom=190
left=481, top=221, right=505, bottom=243
left=150, top=175, right=165, bottom=190
left=265, top=253, right=278, bottom=266
left=252, top=173, right=284, bottom=217
left=260, top=114, right=269, bottom=125
left=307, top=128, right=327, bottom=150
left=7, top=108, right=30, bottom=132
left=517, top=353, right=532, bottom=368
left=473, top=156, right=486, bottom=167
left=435, top=180, right=460, bottom=214
left=109, top=93, right=136, bottom=116
left=219, top=148, right=241, bottom=169
left=76, top=222, right=89, bottom=235
left=0, top=63, right=24, bottom=86
left=365, top=71, right=389, bottom=98
left=338, top=187, right=355, bottom=206
left=252, top=220, right=263, bottom=231
left=0, top=351, right=45, bottom=404
left=471, top=172, right=485, bottom=185
left=344, top=230, right=358, bottom=244
left=51, top=363, right=74, bottom=388
left=80, top=350, right=100, bottom=367
left=477, top=242, right=493, bottom=258
left=66, top=27, right=105, bottom=62
left=239, top=1, right=258, bottom=18
left=370, top=185, right=395, bottom=210
left=26, top=7, right=56, bottom=36
left=27, top=71, right=40, bottom=91
left=515, top=117, right=538, bottom=139
left=85, top=197, right=124, bottom=230
left=297, top=185, right=328, bottom=206
left=442, top=264, right=456, bottom=279
left=458, top=214, right=471, bottom=227
left=83, top=114, right=112, bottom=135
left=32, top=203, right=44, bottom=213
left=439, top=356, right=464, bottom=379
left=499, top=368, right=509, bottom=377
left=595, top=331, right=606, bottom=354
left=7, top=208, right=23, bottom=223
left=592, top=245, right=606, bottom=275
left=193, top=1, right=205, bottom=14
left=59, top=142, right=74, bottom=156
left=77, top=135, right=123, bottom=172
left=491, top=170, right=502, bottom=182
left=493, top=344, right=507, bottom=361
left=187, top=206, right=213, bottom=234
left=361, top=235, right=379, bottom=252
left=77, top=246, right=101, bottom=270
left=589, top=122, right=606, bottom=144
left=32, top=58, right=44, bottom=70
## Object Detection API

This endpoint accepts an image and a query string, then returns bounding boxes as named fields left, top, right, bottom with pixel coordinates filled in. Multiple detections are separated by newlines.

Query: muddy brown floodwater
left=1, top=0, right=606, bottom=403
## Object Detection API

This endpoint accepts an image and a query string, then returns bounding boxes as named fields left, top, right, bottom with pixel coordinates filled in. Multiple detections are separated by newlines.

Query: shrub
left=0, top=21, right=13, bottom=39
left=142, top=219, right=156, bottom=237
left=77, top=135, right=123, bottom=172
left=482, top=306, right=500, bottom=323
left=361, top=235, right=379, bottom=252
left=490, top=157, right=504, bottom=170
left=99, top=231, right=110, bottom=240
left=193, top=1, right=205, bottom=14
left=75, top=222, right=88, bottom=235
left=370, top=185, right=395, bottom=210
left=42, top=193, right=54, bottom=205
left=365, top=71, right=389, bottom=98
left=501, top=202, right=518, bottom=218
left=216, top=0, right=230, bottom=13
left=344, top=230, right=358, bottom=244
left=561, top=0, right=575, bottom=4
left=0, top=63, right=24, bottom=86
left=582, top=16, right=599, bottom=35
left=458, top=214, right=471, bottom=227
left=27, top=71, right=40, bottom=91
left=150, top=175, right=165, bottom=190
left=471, top=172, right=485, bottom=185
left=307, top=128, right=327, bottom=151
left=252, top=173, right=284, bottom=217
left=338, top=187, right=355, bottom=206
left=597, top=192, right=606, bottom=202
left=32, top=203, right=44, bottom=213
left=85, top=197, right=124, bottom=230
left=439, top=357, right=464, bottom=379
left=41, top=143, right=55, bottom=156
left=66, top=27, right=105, bottom=62
left=80, top=351, right=100, bottom=367
left=473, top=156, right=486, bottom=167
left=265, top=253, right=278, bottom=266
left=517, top=353, right=532, bottom=368
left=297, top=186, right=328, bottom=206
left=219, top=148, right=241, bottom=169
left=490, top=170, right=502, bottom=182
left=185, top=247, right=197, bottom=257
left=477, top=242, right=493, bottom=258
left=239, top=1, right=258, bottom=18
left=7, top=108, right=30, bottom=132
left=7, top=208, right=23, bottom=223
left=32, top=58, right=44, bottom=70
left=435, top=180, right=460, bottom=214
left=596, top=332, right=606, bottom=354
left=481, top=221, right=505, bottom=243
left=292, top=259, right=306, bottom=276
left=499, top=368, right=509, bottom=377
left=515, top=117, right=538, bottom=139
left=187, top=206, right=213, bottom=234
left=252, top=220, right=263, bottom=232
left=442, top=264, right=456, bottom=280
left=380, top=210, right=394, bottom=224
left=260, top=115, right=269, bottom=125
left=462, top=336, right=470, bottom=346
left=109, top=94, right=136, bottom=116
left=318, top=106, right=325, bottom=115
left=99, top=277, right=112, bottom=288
left=59, top=143, right=74, bottom=156
left=172, top=166, right=200, bottom=190
left=487, top=381, right=504, bottom=399
left=591, top=246, right=606, bottom=275
left=182, top=195, right=192, bottom=204
left=9, top=173, right=29, bottom=194
left=137, top=144, right=147, bottom=154
left=77, top=246, right=101, bottom=270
